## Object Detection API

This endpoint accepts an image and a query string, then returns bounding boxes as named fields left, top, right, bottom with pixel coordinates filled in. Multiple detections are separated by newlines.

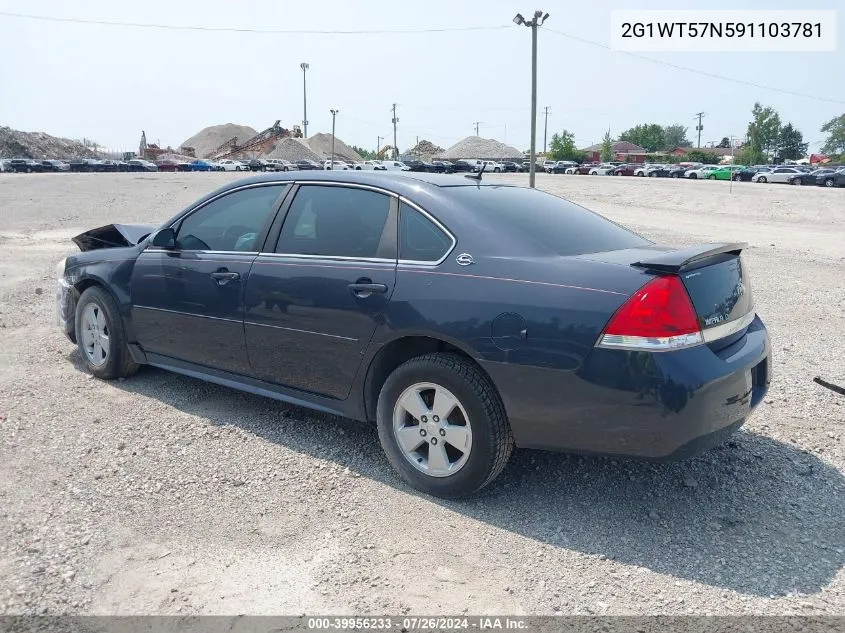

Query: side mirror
left=151, top=227, right=177, bottom=249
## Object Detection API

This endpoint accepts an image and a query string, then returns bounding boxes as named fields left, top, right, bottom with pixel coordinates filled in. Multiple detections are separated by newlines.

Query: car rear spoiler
left=72, top=223, right=158, bottom=252
left=631, top=243, right=747, bottom=274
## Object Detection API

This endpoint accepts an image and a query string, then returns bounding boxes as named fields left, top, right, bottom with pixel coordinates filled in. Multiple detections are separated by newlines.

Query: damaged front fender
left=72, top=223, right=158, bottom=252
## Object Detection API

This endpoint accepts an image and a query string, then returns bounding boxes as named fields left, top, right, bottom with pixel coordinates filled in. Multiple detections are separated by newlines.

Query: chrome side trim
left=702, top=310, right=756, bottom=343
left=292, top=180, right=400, bottom=197
left=143, top=249, right=259, bottom=256
left=243, top=321, right=357, bottom=341
left=133, top=305, right=242, bottom=324
left=261, top=253, right=395, bottom=264
left=396, top=196, right=457, bottom=267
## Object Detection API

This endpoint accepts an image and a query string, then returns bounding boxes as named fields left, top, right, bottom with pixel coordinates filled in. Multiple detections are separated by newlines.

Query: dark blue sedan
left=55, top=172, right=770, bottom=497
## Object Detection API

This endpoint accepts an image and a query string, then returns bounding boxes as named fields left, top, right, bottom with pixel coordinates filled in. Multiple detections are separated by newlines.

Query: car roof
left=223, top=170, right=510, bottom=191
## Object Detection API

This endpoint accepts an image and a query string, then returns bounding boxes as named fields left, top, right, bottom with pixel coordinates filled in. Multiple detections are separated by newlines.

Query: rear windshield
left=448, top=185, right=650, bottom=256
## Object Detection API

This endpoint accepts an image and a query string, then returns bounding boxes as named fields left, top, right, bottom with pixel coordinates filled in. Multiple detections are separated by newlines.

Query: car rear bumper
left=483, top=315, right=771, bottom=459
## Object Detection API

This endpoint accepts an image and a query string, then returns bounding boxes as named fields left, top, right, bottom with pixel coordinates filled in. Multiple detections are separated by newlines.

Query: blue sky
left=0, top=0, right=841, bottom=154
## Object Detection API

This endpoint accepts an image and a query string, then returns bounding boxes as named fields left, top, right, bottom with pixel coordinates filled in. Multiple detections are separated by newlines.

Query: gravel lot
left=0, top=172, right=843, bottom=616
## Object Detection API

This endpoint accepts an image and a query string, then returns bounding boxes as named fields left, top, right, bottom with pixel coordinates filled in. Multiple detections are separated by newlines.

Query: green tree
left=600, top=130, right=613, bottom=162
left=820, top=113, right=845, bottom=155
left=548, top=129, right=586, bottom=162
left=747, top=102, right=782, bottom=159
left=684, top=150, right=721, bottom=165
left=717, top=137, right=731, bottom=148
left=662, top=124, right=691, bottom=149
left=351, top=145, right=377, bottom=160
left=776, top=123, right=808, bottom=161
left=619, top=123, right=665, bottom=152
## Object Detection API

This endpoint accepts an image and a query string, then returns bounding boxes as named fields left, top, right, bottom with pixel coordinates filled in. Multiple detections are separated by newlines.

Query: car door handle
left=210, top=271, right=240, bottom=285
left=348, top=281, right=388, bottom=297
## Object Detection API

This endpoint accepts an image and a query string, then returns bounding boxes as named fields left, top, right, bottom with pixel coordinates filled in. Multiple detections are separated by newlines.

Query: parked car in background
left=431, top=160, right=454, bottom=173
left=380, top=160, right=411, bottom=171
left=357, top=160, right=387, bottom=171
left=816, top=168, right=845, bottom=187
left=644, top=165, right=673, bottom=178
left=186, top=159, right=218, bottom=172
left=295, top=160, right=322, bottom=171
left=403, top=160, right=429, bottom=172
left=247, top=159, right=269, bottom=172
left=685, top=165, right=719, bottom=179
left=265, top=159, right=298, bottom=172
left=788, top=168, right=831, bottom=185
left=735, top=166, right=768, bottom=182
left=633, top=164, right=660, bottom=177
left=217, top=159, right=248, bottom=172
left=10, top=159, right=44, bottom=173
left=98, top=160, right=121, bottom=172
left=499, top=161, right=522, bottom=173
left=612, top=164, right=638, bottom=176
left=41, top=160, right=71, bottom=172
left=588, top=163, right=615, bottom=175
left=569, top=164, right=596, bottom=175
left=548, top=160, right=577, bottom=174
left=57, top=171, right=770, bottom=498
left=451, top=160, right=475, bottom=173
left=127, top=159, right=159, bottom=172
left=156, top=159, right=182, bottom=172
left=541, top=159, right=556, bottom=172
left=751, top=167, right=801, bottom=184
left=323, top=160, right=350, bottom=171
left=706, top=165, right=746, bottom=181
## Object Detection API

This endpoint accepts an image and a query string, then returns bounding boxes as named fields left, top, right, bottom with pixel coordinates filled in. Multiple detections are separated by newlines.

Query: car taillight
left=597, top=275, right=703, bottom=352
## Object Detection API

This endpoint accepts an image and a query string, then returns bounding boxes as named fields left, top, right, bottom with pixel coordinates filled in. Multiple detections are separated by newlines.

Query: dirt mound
left=305, top=133, right=362, bottom=162
left=264, top=138, right=321, bottom=163
left=0, top=126, right=99, bottom=159
left=180, top=123, right=258, bottom=159
left=440, top=136, right=523, bottom=160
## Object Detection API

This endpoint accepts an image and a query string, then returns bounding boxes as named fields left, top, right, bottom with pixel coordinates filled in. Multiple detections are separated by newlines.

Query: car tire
left=671, top=173, right=679, bottom=178
left=791, top=178, right=801, bottom=186
left=757, top=176, right=767, bottom=183
left=824, top=178, right=834, bottom=187
left=376, top=352, right=513, bottom=498
left=708, top=175, right=716, bottom=180
left=688, top=173, right=697, bottom=179
left=75, top=286, right=139, bottom=380
left=649, top=172, right=657, bottom=178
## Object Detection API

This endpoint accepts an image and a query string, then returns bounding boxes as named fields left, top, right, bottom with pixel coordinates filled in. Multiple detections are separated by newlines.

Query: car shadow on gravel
left=97, top=362, right=844, bottom=598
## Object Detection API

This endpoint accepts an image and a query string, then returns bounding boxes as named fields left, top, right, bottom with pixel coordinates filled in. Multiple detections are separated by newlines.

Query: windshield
left=448, top=185, right=649, bottom=256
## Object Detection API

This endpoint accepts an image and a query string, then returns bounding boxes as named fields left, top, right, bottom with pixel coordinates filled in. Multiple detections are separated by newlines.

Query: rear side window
left=448, top=186, right=649, bottom=257
left=399, top=202, right=453, bottom=263
left=276, top=185, right=394, bottom=259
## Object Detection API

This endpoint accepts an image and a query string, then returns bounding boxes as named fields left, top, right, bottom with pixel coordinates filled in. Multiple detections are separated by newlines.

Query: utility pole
left=392, top=104, right=399, bottom=160
left=300, top=63, right=309, bottom=138
left=695, top=111, right=706, bottom=148
left=514, top=10, right=549, bottom=188
left=473, top=122, right=482, bottom=137
left=330, top=109, right=339, bottom=169
left=377, top=135, right=383, bottom=156
left=543, top=106, right=550, bottom=154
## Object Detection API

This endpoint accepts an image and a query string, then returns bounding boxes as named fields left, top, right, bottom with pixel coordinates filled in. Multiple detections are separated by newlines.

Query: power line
left=0, top=11, right=509, bottom=35
left=545, top=27, right=845, bottom=106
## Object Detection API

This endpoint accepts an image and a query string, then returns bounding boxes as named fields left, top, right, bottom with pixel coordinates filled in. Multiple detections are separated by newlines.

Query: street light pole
left=300, top=63, right=309, bottom=138
left=330, top=109, right=339, bottom=169
left=514, top=11, right=549, bottom=189
left=377, top=135, right=383, bottom=156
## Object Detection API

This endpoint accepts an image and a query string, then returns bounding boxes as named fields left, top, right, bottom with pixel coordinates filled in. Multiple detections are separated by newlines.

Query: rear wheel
left=757, top=176, right=767, bottom=183
left=376, top=353, right=513, bottom=498
left=75, top=286, right=138, bottom=380
left=708, top=175, right=716, bottom=180
left=689, top=173, right=697, bottom=179
left=671, top=173, right=679, bottom=178
left=824, top=178, right=834, bottom=187
left=792, top=178, right=802, bottom=186
left=649, top=172, right=657, bottom=177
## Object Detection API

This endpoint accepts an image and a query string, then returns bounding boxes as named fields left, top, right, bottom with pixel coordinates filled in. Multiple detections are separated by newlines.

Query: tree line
left=547, top=104, right=845, bottom=164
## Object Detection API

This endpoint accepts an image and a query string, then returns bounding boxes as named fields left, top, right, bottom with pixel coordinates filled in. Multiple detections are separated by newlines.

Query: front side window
left=276, top=185, right=393, bottom=259
left=175, top=184, right=288, bottom=252
left=399, top=202, right=452, bottom=263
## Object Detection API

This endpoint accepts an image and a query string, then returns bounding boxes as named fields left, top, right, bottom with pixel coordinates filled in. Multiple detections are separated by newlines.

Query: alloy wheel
left=80, top=303, right=110, bottom=367
left=392, top=382, right=472, bottom=478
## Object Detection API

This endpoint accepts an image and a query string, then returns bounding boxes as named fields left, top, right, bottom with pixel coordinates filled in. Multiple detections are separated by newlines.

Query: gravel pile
left=0, top=126, right=99, bottom=159
left=264, top=138, right=322, bottom=163
left=180, top=124, right=258, bottom=159
left=305, top=133, right=362, bottom=163
left=440, top=136, right=523, bottom=160
left=407, top=139, right=444, bottom=162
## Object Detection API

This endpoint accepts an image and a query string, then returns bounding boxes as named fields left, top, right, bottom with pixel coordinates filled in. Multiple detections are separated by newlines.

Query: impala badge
left=456, top=253, right=475, bottom=266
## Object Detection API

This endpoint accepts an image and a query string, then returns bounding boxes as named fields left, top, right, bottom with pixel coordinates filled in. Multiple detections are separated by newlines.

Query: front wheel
left=757, top=176, right=767, bottom=183
left=376, top=353, right=513, bottom=498
left=824, top=178, right=834, bottom=187
left=791, top=178, right=802, bottom=186
left=671, top=173, right=679, bottom=178
left=649, top=172, right=657, bottom=178
left=708, top=175, right=716, bottom=180
left=688, top=173, right=697, bottom=179
left=75, top=286, right=138, bottom=380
